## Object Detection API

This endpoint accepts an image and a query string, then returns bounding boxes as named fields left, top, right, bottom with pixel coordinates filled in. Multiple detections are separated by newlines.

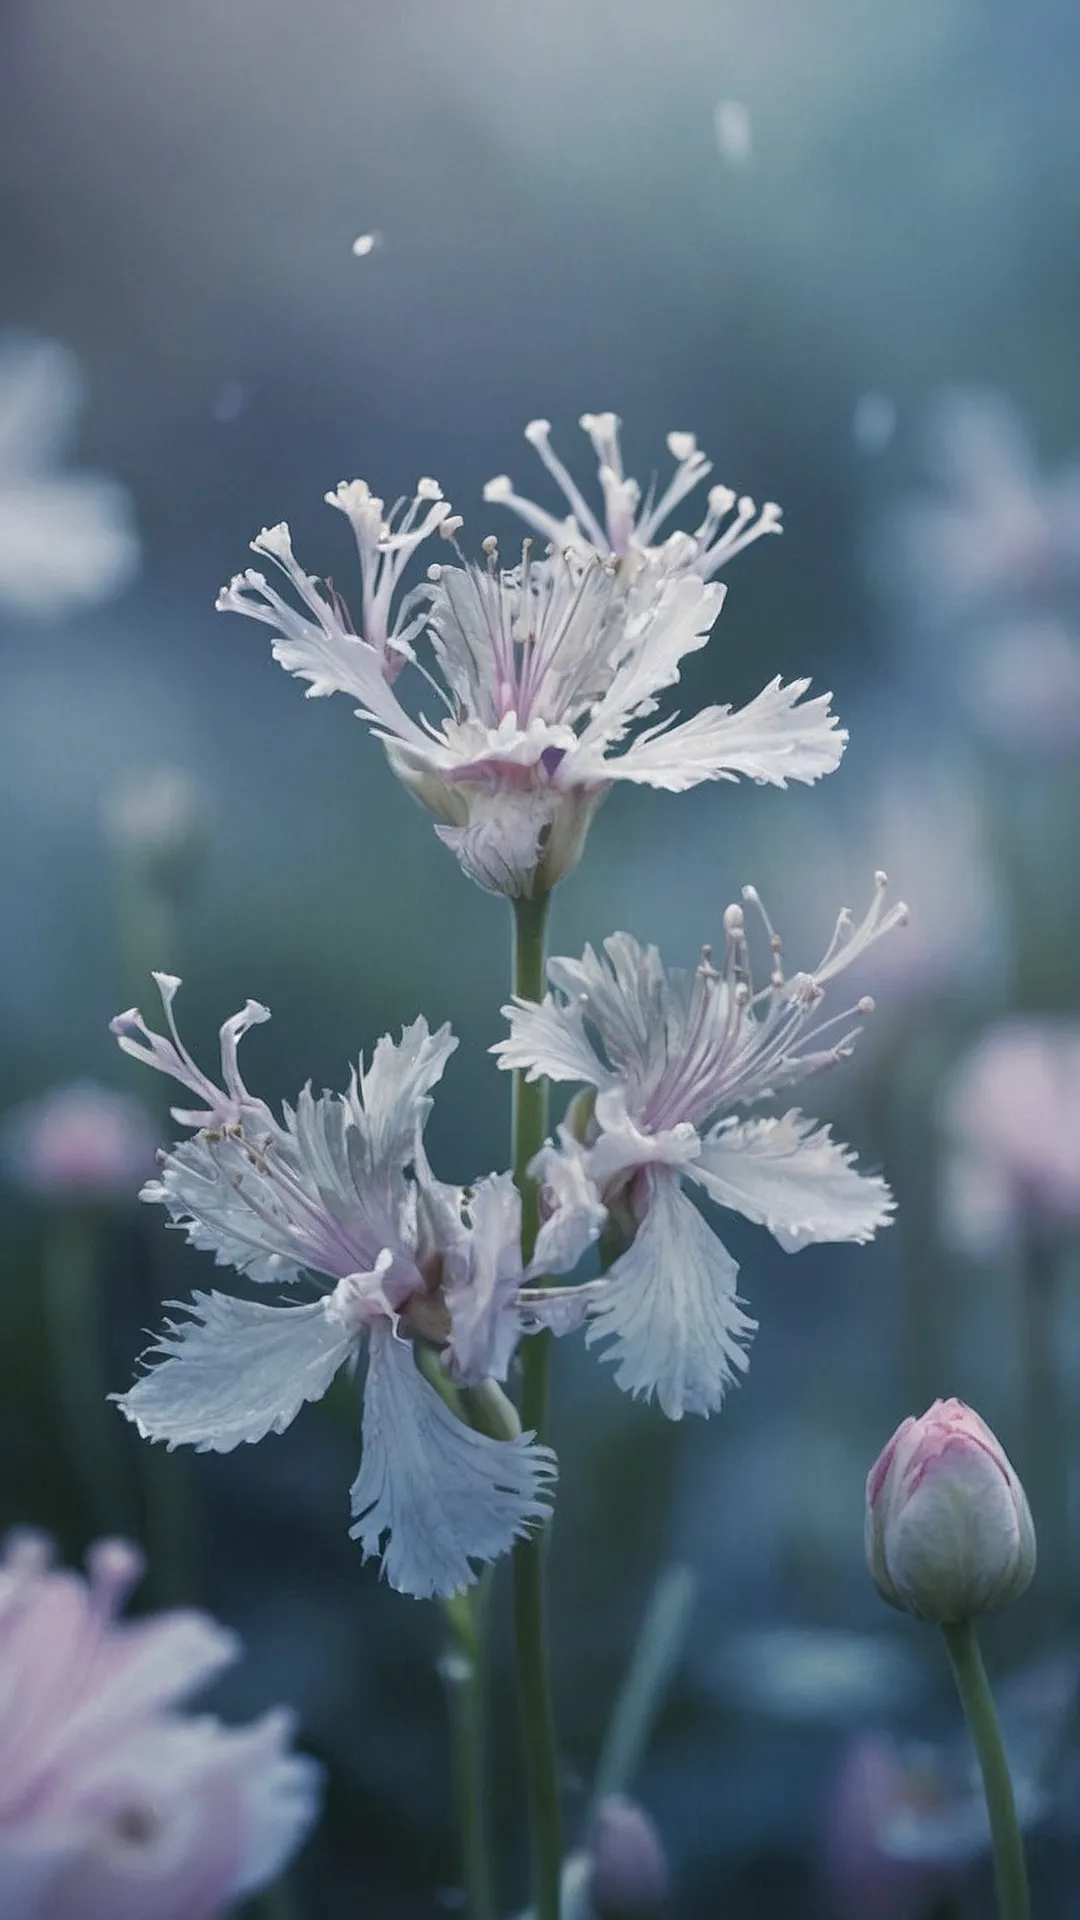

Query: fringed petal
left=349, top=1326, right=556, bottom=1598
left=693, top=1111, right=894, bottom=1251
left=115, top=1293, right=356, bottom=1453
left=585, top=1170, right=755, bottom=1420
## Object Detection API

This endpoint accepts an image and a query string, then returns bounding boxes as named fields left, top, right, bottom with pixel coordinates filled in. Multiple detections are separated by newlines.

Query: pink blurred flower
left=866, top=1400, right=1035, bottom=1624
left=2, top=1082, right=158, bottom=1205
left=825, top=1649, right=1077, bottom=1917
left=824, top=1732, right=958, bottom=1920
left=0, top=1530, right=320, bottom=1919
left=942, top=1019, right=1080, bottom=1255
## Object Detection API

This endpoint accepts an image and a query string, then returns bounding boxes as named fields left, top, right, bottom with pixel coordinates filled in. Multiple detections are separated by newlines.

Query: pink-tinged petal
left=692, top=1112, right=894, bottom=1251
left=350, top=1326, right=556, bottom=1597
left=585, top=1169, right=756, bottom=1420
left=0, top=1536, right=320, bottom=1916
left=865, top=1401, right=1036, bottom=1622
left=210, top=1709, right=322, bottom=1900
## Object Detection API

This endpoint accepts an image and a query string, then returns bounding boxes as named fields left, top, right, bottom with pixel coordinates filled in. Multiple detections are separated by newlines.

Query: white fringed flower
left=217, top=474, right=844, bottom=897
left=0, top=1530, right=319, bottom=1920
left=484, top=412, right=782, bottom=581
left=0, top=334, right=138, bottom=620
left=110, top=977, right=597, bottom=1598
left=494, top=876, right=906, bottom=1420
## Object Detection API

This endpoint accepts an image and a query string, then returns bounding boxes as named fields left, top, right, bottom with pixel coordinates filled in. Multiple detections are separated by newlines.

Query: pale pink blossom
left=941, top=1019, right=1080, bottom=1255
left=2, top=1082, right=157, bottom=1205
left=824, top=1732, right=964, bottom=1920
left=0, top=1530, right=319, bottom=1919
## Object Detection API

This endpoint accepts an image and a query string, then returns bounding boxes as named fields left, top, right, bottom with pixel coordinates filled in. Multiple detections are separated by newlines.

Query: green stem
left=941, top=1619, right=1030, bottom=1920
left=41, top=1211, right=139, bottom=1541
left=442, top=1587, right=497, bottom=1920
left=418, top=1346, right=502, bottom=1918
left=509, top=892, right=562, bottom=1920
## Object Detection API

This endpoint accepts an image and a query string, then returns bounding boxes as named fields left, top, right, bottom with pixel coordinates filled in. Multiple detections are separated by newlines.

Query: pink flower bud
left=587, top=1795, right=668, bottom=1918
left=865, top=1400, right=1036, bottom=1624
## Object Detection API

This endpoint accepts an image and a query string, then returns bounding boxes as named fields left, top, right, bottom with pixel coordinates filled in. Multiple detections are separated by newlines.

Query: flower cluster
left=0, top=1529, right=318, bottom=1919
left=109, top=409, right=899, bottom=1610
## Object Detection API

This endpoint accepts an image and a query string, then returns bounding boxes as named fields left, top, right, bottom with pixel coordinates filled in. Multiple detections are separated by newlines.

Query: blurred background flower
left=0, top=333, right=138, bottom=621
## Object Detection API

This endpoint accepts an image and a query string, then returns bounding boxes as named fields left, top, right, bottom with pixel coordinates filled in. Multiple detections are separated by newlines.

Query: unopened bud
left=865, top=1399, right=1036, bottom=1625
left=587, top=1796, right=668, bottom=1918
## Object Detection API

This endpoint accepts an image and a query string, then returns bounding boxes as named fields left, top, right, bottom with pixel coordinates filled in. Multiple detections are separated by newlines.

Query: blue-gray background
left=3, top=1, right=1080, bottom=1913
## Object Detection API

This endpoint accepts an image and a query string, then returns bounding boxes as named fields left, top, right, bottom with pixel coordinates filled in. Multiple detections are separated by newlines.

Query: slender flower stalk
left=510, top=892, right=564, bottom=1920
left=442, top=1585, right=497, bottom=1920
left=942, top=1620, right=1031, bottom=1920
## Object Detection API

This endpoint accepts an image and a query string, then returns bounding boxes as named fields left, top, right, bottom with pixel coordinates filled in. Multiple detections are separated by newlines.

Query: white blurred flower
left=101, top=765, right=209, bottom=887
left=495, top=875, right=903, bottom=1419
left=0, top=335, right=138, bottom=620
left=941, top=1018, right=1080, bottom=1256
left=0, top=1529, right=319, bottom=1920
left=218, top=459, right=842, bottom=897
left=714, top=99, right=753, bottom=166
left=110, top=976, right=598, bottom=1598
left=484, top=411, right=781, bottom=581
left=2, top=1081, right=157, bottom=1205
